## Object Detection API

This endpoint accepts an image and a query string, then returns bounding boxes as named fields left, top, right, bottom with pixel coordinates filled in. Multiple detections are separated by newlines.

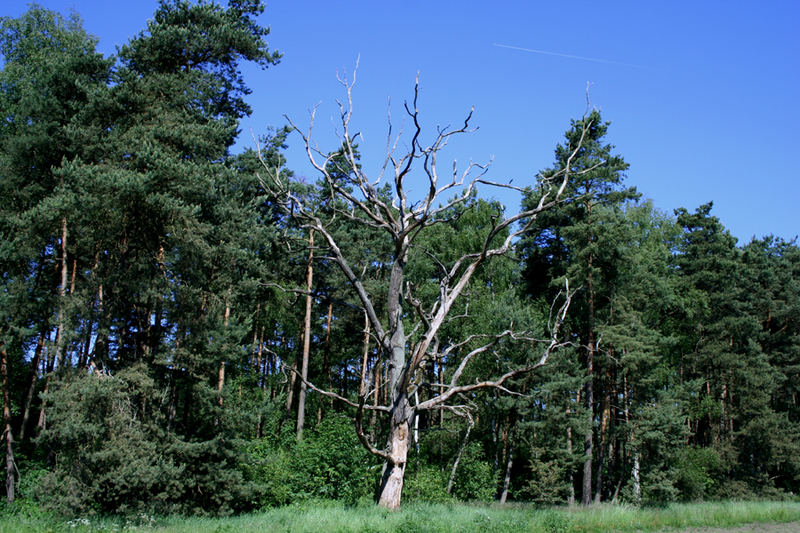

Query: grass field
left=1, top=500, right=799, bottom=532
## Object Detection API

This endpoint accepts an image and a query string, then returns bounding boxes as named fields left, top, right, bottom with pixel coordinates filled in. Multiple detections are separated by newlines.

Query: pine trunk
left=19, top=331, right=45, bottom=441
left=582, top=243, right=596, bottom=506
left=594, top=377, right=611, bottom=504
left=1, top=343, right=14, bottom=502
left=582, top=334, right=595, bottom=506
left=499, top=441, right=514, bottom=504
left=566, top=401, right=575, bottom=506
left=297, top=230, right=314, bottom=440
left=53, top=217, right=69, bottom=369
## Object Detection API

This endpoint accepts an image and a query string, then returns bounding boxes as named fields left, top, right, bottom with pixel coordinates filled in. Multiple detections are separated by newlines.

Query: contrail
left=493, top=43, right=651, bottom=70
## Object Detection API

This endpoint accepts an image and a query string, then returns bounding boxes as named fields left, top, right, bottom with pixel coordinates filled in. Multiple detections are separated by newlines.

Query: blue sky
left=6, top=1, right=799, bottom=243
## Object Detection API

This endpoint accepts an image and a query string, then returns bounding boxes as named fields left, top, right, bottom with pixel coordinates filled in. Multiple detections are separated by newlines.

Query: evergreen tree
left=520, top=109, right=638, bottom=504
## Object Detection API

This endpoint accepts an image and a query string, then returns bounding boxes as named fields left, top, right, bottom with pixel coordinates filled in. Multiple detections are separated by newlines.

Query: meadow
left=1, top=500, right=799, bottom=533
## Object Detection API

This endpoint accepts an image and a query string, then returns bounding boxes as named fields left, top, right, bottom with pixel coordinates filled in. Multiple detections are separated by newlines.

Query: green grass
left=1, top=500, right=799, bottom=532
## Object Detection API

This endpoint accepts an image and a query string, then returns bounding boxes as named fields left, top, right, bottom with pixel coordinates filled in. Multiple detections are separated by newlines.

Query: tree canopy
left=0, top=1, right=797, bottom=516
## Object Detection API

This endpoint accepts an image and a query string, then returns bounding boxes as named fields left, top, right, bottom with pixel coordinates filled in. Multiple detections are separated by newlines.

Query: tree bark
left=19, top=331, right=45, bottom=441
left=318, top=300, right=333, bottom=423
left=582, top=333, right=595, bottom=506
left=499, top=439, right=514, bottom=504
left=594, top=372, right=611, bottom=504
left=1, top=343, right=14, bottom=502
left=582, top=240, right=596, bottom=506
left=566, top=401, right=575, bottom=506
left=218, top=300, right=231, bottom=408
left=447, top=416, right=473, bottom=494
left=53, top=217, right=69, bottom=370
left=377, top=404, right=410, bottom=509
left=359, top=311, right=371, bottom=397
left=297, top=230, right=314, bottom=440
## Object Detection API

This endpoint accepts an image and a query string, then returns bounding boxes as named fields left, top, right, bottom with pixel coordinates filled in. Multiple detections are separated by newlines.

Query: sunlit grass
left=1, top=500, right=799, bottom=532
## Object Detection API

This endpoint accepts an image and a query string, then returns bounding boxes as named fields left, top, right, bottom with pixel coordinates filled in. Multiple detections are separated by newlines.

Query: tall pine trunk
left=582, top=241, right=596, bottom=506
left=19, top=331, right=45, bottom=441
left=567, top=400, right=575, bottom=506
left=582, top=331, right=595, bottom=506
left=53, top=217, right=69, bottom=369
left=297, top=230, right=314, bottom=440
left=1, top=343, right=14, bottom=502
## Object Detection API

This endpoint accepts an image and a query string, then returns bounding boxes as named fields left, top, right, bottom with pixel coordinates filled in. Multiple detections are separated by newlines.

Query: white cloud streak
left=493, top=43, right=652, bottom=70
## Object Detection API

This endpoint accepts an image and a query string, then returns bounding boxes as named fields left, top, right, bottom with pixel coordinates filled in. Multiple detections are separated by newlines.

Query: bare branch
left=416, top=280, right=574, bottom=411
left=355, top=395, right=394, bottom=463
left=283, top=362, right=390, bottom=413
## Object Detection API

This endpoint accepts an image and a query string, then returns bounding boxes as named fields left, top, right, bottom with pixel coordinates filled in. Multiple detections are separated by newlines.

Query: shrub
left=245, top=415, right=378, bottom=506
left=450, top=443, right=495, bottom=502
left=675, top=446, right=722, bottom=501
left=403, top=465, right=452, bottom=504
left=35, top=367, right=257, bottom=516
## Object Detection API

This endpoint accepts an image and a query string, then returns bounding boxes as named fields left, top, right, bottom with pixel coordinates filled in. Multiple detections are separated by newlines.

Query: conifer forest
left=0, top=1, right=798, bottom=517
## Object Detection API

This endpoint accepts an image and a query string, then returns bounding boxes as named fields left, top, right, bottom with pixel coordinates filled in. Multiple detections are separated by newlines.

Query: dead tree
left=259, top=70, right=591, bottom=509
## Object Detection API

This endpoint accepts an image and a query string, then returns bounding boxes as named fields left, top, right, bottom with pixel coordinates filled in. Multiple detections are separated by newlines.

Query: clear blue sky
left=6, top=1, right=799, bottom=243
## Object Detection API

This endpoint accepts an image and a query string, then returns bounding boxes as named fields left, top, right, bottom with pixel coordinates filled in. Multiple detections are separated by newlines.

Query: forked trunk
left=377, top=416, right=410, bottom=509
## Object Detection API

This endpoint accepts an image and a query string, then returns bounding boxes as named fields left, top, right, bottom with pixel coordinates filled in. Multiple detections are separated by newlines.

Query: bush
left=245, top=415, right=378, bottom=506
left=675, top=446, right=722, bottom=501
left=35, top=367, right=257, bottom=516
left=450, top=443, right=495, bottom=502
left=403, top=465, right=452, bottom=504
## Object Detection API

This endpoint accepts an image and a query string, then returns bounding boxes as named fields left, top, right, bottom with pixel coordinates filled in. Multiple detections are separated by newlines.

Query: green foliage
left=245, top=416, right=378, bottom=506
left=403, top=466, right=452, bottom=504
left=36, top=368, right=176, bottom=516
left=521, top=447, right=571, bottom=505
left=450, top=443, right=495, bottom=502
left=0, top=0, right=798, bottom=516
left=674, top=446, right=722, bottom=501
left=36, top=367, right=257, bottom=516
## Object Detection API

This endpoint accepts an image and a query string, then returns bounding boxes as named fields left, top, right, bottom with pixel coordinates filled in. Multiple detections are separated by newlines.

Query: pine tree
left=520, top=109, right=638, bottom=504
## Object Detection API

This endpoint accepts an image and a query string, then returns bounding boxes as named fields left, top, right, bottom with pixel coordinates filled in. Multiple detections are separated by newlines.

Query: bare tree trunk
left=594, top=375, right=611, bottom=504
left=582, top=333, right=595, bottom=506
left=1, top=343, right=14, bottom=502
left=318, top=300, right=333, bottom=424
left=94, top=283, right=107, bottom=369
left=19, top=331, right=45, bottom=441
left=499, top=440, right=514, bottom=504
left=217, top=361, right=226, bottom=406
left=581, top=196, right=598, bottom=507
left=375, top=259, right=416, bottom=509
left=359, top=311, right=371, bottom=396
left=369, top=352, right=379, bottom=441
left=214, top=297, right=231, bottom=428
left=377, top=404, right=410, bottom=510
left=285, top=359, right=297, bottom=418
left=36, top=335, right=56, bottom=433
left=297, top=230, right=314, bottom=440
left=566, top=401, right=575, bottom=506
left=218, top=300, right=231, bottom=408
left=325, top=301, right=333, bottom=393
left=447, top=415, right=474, bottom=494
left=167, top=376, right=177, bottom=432
left=53, top=217, right=69, bottom=370
left=265, top=76, right=578, bottom=511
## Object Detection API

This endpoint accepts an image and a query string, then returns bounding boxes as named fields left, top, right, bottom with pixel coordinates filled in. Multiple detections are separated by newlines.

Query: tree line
left=0, top=1, right=797, bottom=516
